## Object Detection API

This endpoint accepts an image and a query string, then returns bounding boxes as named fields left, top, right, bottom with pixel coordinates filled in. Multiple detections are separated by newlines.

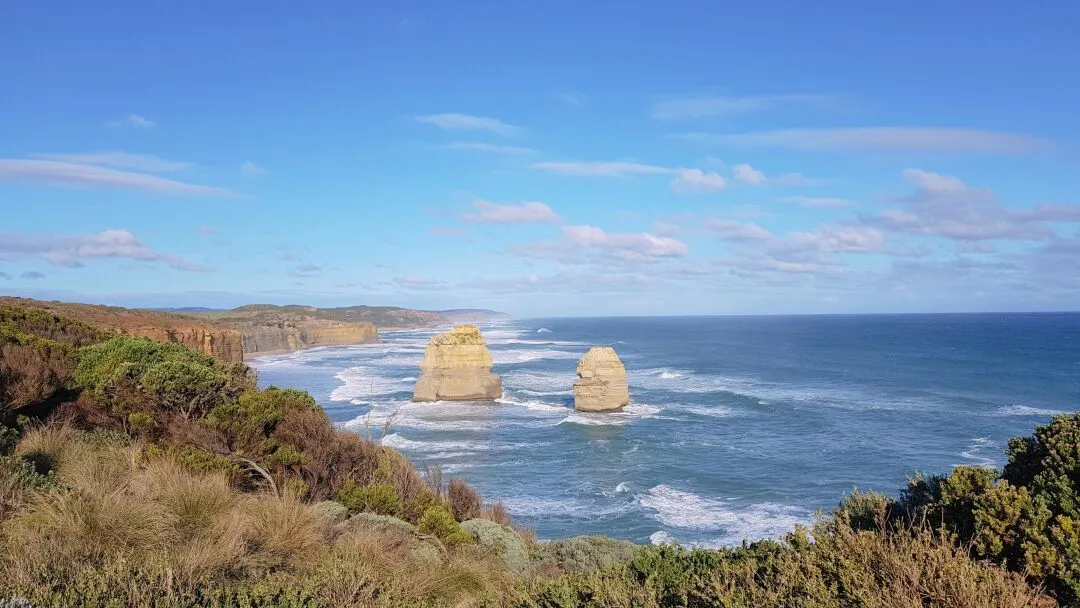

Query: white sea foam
left=491, top=348, right=581, bottom=365
left=558, top=403, right=663, bottom=426
left=500, top=495, right=635, bottom=519
left=537, top=327, right=551, bottom=333
left=380, top=433, right=497, bottom=455
left=956, top=437, right=1000, bottom=469
left=638, top=484, right=812, bottom=546
left=501, top=370, right=575, bottom=395
left=649, top=531, right=677, bottom=545
left=496, top=396, right=569, bottom=414
left=329, top=366, right=410, bottom=402
left=615, top=482, right=631, bottom=493
left=996, top=404, right=1066, bottom=417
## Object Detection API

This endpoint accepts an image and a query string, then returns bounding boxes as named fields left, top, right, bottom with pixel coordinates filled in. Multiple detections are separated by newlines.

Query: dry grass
left=0, top=424, right=514, bottom=607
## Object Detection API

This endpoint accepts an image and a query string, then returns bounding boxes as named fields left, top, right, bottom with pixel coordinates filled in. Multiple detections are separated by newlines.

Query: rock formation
left=573, top=346, right=630, bottom=412
left=413, top=324, right=502, bottom=402
left=236, top=320, right=378, bottom=357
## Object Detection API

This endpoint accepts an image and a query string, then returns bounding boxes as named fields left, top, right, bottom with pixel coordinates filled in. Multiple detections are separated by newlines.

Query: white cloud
left=0, top=229, right=207, bottom=271
left=393, top=276, right=447, bottom=290
left=775, top=173, right=825, bottom=187
left=676, top=127, right=1053, bottom=154
left=652, top=94, right=828, bottom=120
left=415, top=113, right=523, bottom=137
left=703, top=219, right=774, bottom=242
left=531, top=161, right=672, bottom=177
left=779, top=196, right=856, bottom=207
left=241, top=161, right=267, bottom=175
left=561, top=225, right=689, bottom=259
left=555, top=93, right=586, bottom=105
left=787, top=225, right=885, bottom=253
left=671, top=168, right=727, bottom=194
left=463, top=200, right=561, bottom=224
left=32, top=152, right=190, bottom=172
left=866, top=169, right=1080, bottom=241
left=732, top=163, right=765, bottom=185
left=444, top=142, right=538, bottom=155
left=197, top=225, right=218, bottom=235
left=0, top=159, right=243, bottom=198
left=106, top=114, right=155, bottom=129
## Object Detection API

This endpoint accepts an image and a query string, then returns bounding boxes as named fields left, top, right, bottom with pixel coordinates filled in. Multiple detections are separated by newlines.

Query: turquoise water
left=250, top=314, right=1080, bottom=546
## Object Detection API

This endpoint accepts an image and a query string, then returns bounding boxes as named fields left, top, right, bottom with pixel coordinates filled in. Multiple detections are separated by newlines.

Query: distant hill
left=144, top=306, right=223, bottom=313
left=183, top=304, right=509, bottom=357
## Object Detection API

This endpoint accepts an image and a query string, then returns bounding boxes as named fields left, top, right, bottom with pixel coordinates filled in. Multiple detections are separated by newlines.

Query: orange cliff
left=0, top=297, right=244, bottom=363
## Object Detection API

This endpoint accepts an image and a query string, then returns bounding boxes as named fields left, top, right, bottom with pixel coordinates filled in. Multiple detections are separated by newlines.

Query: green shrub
left=74, top=336, right=250, bottom=421
left=534, top=536, right=638, bottom=574
left=461, top=518, right=529, bottom=577
left=335, top=479, right=400, bottom=516
left=418, top=505, right=472, bottom=547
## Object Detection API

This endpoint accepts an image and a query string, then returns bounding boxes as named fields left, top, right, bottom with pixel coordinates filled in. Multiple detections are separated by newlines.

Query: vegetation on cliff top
left=1, top=301, right=1078, bottom=607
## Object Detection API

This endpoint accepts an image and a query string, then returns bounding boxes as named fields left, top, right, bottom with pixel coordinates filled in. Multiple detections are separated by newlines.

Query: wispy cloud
left=198, top=225, right=218, bottom=235
left=106, top=114, right=155, bottom=129
left=779, top=196, right=856, bottom=207
left=241, top=161, right=267, bottom=175
left=32, top=151, right=190, bottom=172
left=732, top=163, right=765, bottom=185
left=0, top=229, right=208, bottom=271
left=703, top=219, right=774, bottom=242
left=865, top=169, right=1080, bottom=240
left=670, top=169, right=726, bottom=194
left=443, top=142, right=538, bottom=155
left=675, top=127, right=1053, bottom=154
left=415, top=113, right=523, bottom=137
left=561, top=225, right=689, bottom=258
left=0, top=159, right=244, bottom=198
left=463, top=200, right=561, bottom=223
left=775, top=173, right=826, bottom=187
left=652, top=94, right=828, bottom=120
left=20, top=271, right=45, bottom=280
left=531, top=161, right=672, bottom=177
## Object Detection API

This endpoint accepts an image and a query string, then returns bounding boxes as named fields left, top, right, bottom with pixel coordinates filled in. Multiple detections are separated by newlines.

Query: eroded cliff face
left=136, top=326, right=244, bottom=363
left=238, top=321, right=379, bottom=357
left=573, top=346, right=630, bottom=412
left=413, top=324, right=502, bottom=402
left=0, top=297, right=244, bottom=363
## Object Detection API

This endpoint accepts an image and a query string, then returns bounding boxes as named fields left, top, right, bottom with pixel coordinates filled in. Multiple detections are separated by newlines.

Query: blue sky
left=2, top=1, right=1079, bottom=316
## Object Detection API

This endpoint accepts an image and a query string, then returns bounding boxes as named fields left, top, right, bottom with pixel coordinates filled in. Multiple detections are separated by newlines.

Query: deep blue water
left=250, top=314, right=1080, bottom=546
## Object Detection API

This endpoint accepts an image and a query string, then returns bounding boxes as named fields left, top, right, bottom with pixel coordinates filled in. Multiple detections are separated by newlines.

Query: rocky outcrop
left=413, top=324, right=502, bottom=402
left=0, top=297, right=244, bottom=363
left=573, top=347, right=630, bottom=412
left=135, top=326, right=244, bottom=363
left=236, top=320, right=378, bottom=357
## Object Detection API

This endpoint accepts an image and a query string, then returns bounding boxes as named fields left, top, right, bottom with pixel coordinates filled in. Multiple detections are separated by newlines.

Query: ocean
left=249, top=314, right=1080, bottom=547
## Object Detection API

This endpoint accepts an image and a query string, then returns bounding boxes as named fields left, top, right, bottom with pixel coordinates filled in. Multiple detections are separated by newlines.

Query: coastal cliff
left=0, top=297, right=243, bottom=363
left=237, top=319, right=379, bottom=356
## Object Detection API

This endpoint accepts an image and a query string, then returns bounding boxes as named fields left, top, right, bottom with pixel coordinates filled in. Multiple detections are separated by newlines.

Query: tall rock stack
left=412, top=324, right=503, bottom=402
left=573, top=346, right=630, bottom=412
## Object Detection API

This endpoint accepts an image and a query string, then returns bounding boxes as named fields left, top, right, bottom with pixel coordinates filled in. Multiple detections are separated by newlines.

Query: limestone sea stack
left=573, top=346, right=630, bottom=412
left=412, top=324, right=503, bottom=402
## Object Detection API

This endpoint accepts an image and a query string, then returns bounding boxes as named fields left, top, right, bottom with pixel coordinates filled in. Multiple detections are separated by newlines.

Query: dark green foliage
left=418, top=505, right=472, bottom=546
left=206, top=387, right=319, bottom=455
left=336, top=479, right=401, bottom=515
left=0, top=306, right=109, bottom=348
left=74, top=336, right=252, bottom=422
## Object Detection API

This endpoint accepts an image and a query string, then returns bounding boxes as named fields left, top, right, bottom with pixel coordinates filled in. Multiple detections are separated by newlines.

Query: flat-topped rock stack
left=412, top=324, right=503, bottom=402
left=573, top=346, right=630, bottom=412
